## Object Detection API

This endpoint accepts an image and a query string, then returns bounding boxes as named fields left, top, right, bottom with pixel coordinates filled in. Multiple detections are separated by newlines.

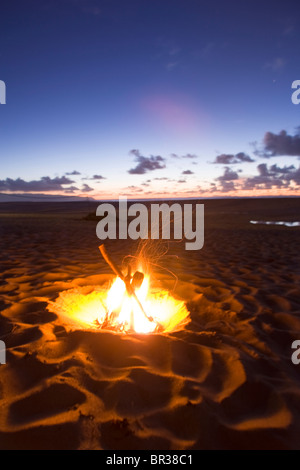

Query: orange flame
left=48, top=271, right=190, bottom=334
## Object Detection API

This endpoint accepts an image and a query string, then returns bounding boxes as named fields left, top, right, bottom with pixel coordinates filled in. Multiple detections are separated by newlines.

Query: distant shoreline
left=0, top=193, right=300, bottom=204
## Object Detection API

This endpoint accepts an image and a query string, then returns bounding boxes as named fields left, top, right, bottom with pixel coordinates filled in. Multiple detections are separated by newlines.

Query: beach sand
left=0, top=197, right=300, bottom=450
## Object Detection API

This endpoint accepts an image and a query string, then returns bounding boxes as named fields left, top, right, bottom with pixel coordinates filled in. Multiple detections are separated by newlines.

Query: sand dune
left=0, top=199, right=300, bottom=449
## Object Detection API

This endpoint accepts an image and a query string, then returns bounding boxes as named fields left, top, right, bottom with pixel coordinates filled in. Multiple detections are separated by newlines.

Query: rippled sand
left=0, top=198, right=300, bottom=449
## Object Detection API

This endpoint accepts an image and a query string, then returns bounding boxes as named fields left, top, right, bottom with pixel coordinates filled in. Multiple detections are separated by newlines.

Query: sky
left=0, top=0, right=300, bottom=200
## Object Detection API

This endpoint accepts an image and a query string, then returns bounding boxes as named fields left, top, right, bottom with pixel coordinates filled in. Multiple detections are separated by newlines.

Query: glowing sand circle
left=47, top=281, right=190, bottom=334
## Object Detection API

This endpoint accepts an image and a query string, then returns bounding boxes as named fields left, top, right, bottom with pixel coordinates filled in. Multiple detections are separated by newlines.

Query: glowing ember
left=47, top=245, right=190, bottom=334
left=48, top=274, right=190, bottom=334
left=48, top=276, right=189, bottom=334
left=98, top=273, right=189, bottom=333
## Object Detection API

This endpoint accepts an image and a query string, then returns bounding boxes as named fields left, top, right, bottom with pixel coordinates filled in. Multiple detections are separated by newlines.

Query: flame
left=48, top=272, right=190, bottom=334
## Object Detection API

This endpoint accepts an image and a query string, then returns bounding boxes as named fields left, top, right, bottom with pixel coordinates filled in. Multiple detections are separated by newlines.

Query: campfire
left=48, top=245, right=190, bottom=334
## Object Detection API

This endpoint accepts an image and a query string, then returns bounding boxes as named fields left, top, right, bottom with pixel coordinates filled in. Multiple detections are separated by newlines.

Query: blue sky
left=0, top=0, right=300, bottom=199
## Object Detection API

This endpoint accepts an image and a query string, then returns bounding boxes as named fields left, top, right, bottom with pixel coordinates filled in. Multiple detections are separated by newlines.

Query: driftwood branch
left=99, top=244, right=154, bottom=323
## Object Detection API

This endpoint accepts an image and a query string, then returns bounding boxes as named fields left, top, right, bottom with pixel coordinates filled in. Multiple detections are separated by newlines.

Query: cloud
left=216, top=128, right=300, bottom=164
left=216, top=167, right=239, bottom=182
left=123, top=185, right=143, bottom=192
left=288, top=167, right=300, bottom=185
left=0, top=176, right=75, bottom=192
left=128, top=150, right=166, bottom=174
left=269, top=164, right=295, bottom=173
left=171, top=153, right=198, bottom=159
left=219, top=181, right=236, bottom=192
left=259, top=129, right=300, bottom=158
left=214, top=167, right=240, bottom=192
left=177, top=179, right=186, bottom=183
left=154, top=41, right=181, bottom=71
left=66, top=170, right=81, bottom=175
left=166, top=61, right=179, bottom=71
left=257, top=163, right=268, bottom=177
left=82, top=174, right=106, bottom=181
left=243, top=163, right=300, bottom=190
left=91, top=174, right=106, bottom=180
left=129, top=149, right=140, bottom=157
left=81, top=183, right=94, bottom=192
left=264, top=57, right=285, bottom=71
left=212, top=152, right=255, bottom=164
left=64, top=186, right=79, bottom=194
left=182, top=170, right=194, bottom=175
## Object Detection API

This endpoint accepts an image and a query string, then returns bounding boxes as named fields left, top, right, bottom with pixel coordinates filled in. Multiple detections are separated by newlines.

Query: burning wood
left=98, top=244, right=161, bottom=331
left=47, top=246, right=190, bottom=334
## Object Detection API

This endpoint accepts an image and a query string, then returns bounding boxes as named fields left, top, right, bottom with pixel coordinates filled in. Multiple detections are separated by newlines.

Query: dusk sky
left=1, top=0, right=300, bottom=199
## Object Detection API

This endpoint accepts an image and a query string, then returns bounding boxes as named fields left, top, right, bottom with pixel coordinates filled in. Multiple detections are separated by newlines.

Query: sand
left=0, top=198, right=300, bottom=450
